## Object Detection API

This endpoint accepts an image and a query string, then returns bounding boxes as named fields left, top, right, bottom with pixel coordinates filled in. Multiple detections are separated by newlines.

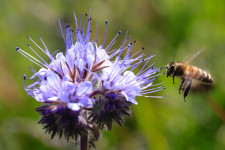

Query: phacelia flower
left=17, top=11, right=164, bottom=143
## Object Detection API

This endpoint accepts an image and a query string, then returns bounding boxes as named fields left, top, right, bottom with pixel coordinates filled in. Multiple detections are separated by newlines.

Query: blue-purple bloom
left=17, top=12, right=164, bottom=142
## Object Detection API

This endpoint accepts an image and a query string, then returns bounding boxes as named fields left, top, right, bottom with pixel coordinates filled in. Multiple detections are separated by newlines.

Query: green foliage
left=1, top=0, right=225, bottom=149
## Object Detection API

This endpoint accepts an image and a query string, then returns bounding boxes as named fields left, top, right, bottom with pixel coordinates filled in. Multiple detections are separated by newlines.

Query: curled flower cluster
left=17, top=12, right=164, bottom=145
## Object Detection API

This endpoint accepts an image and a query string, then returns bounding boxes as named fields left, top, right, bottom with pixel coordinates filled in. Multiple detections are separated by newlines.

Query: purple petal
left=67, top=103, right=80, bottom=111
left=58, top=81, right=77, bottom=103
left=78, top=96, right=93, bottom=108
left=76, top=81, right=92, bottom=96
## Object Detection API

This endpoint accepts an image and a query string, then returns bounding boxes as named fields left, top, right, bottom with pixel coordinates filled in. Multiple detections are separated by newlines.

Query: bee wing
left=184, top=46, right=206, bottom=63
left=191, top=78, right=214, bottom=93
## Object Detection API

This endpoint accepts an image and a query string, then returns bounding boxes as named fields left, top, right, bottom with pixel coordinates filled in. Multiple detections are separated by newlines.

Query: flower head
left=17, top=11, right=164, bottom=142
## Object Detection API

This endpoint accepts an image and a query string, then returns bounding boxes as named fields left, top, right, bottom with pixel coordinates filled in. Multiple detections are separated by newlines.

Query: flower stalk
left=80, top=134, right=88, bottom=150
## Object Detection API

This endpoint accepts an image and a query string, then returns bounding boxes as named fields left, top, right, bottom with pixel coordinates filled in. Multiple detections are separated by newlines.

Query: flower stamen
left=16, top=47, right=46, bottom=68
left=102, top=20, right=108, bottom=48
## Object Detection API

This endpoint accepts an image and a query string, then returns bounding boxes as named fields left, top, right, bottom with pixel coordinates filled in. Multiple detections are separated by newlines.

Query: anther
left=105, top=20, right=108, bottom=24
left=23, top=74, right=27, bottom=80
left=134, top=40, right=136, bottom=43
left=142, top=58, right=145, bottom=61
left=27, top=35, right=30, bottom=38
left=65, top=24, right=70, bottom=28
left=142, top=47, right=144, bottom=50
left=27, top=44, right=30, bottom=46
left=16, top=47, right=19, bottom=51
left=118, top=31, right=121, bottom=34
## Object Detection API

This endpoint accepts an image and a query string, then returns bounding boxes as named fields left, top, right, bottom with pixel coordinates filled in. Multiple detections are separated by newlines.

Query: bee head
left=166, top=62, right=175, bottom=77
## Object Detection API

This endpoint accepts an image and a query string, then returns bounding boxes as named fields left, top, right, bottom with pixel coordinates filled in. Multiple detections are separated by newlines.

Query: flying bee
left=166, top=50, right=214, bottom=100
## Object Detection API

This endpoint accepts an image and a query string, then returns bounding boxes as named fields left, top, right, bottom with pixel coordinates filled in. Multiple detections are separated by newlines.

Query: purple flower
left=17, top=11, right=164, bottom=142
left=90, top=44, right=164, bottom=129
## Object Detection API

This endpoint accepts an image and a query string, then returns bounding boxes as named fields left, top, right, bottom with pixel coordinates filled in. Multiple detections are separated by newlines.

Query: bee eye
left=170, top=65, right=175, bottom=72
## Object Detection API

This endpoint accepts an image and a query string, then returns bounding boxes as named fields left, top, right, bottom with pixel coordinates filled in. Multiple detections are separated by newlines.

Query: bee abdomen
left=188, top=66, right=214, bottom=84
left=200, top=70, right=214, bottom=84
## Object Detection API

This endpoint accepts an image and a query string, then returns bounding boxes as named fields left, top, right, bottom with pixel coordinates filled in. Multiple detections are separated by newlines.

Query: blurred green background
left=1, top=0, right=225, bottom=149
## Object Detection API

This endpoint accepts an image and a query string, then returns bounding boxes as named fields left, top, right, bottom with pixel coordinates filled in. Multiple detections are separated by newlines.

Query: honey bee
left=166, top=50, right=214, bottom=100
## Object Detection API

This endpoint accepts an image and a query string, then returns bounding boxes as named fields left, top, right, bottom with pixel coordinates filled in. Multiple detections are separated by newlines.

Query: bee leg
left=173, top=74, right=175, bottom=84
left=180, top=79, right=188, bottom=94
left=179, top=78, right=186, bottom=94
left=184, top=79, right=192, bottom=100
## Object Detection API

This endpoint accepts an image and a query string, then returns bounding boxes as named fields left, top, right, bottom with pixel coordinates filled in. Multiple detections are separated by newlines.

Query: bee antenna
left=164, top=65, right=168, bottom=69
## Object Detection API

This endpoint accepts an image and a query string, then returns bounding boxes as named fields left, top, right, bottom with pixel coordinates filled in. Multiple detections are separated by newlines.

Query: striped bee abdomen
left=187, top=66, right=214, bottom=84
